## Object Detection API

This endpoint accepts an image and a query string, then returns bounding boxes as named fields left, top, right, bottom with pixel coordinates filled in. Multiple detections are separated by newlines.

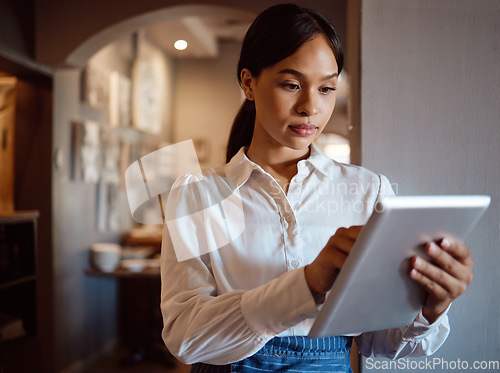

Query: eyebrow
left=278, top=68, right=338, bottom=81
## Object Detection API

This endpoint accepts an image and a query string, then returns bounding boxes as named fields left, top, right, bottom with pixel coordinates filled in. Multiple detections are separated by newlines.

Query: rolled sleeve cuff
left=241, top=268, right=319, bottom=337
left=402, top=304, right=452, bottom=341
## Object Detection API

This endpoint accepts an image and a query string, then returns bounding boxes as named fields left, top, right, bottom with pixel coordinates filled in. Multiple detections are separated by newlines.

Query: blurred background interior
left=0, top=0, right=498, bottom=372
left=0, top=1, right=355, bottom=371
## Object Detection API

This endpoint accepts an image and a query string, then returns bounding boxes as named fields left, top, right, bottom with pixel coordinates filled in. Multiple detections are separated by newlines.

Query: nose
left=296, top=89, right=319, bottom=118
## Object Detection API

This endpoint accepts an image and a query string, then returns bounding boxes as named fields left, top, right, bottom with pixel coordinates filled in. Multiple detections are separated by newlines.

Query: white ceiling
left=144, top=14, right=252, bottom=59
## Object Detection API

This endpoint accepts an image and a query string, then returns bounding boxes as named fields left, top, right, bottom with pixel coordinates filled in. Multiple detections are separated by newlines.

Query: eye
left=320, top=87, right=337, bottom=94
left=280, top=82, right=300, bottom=91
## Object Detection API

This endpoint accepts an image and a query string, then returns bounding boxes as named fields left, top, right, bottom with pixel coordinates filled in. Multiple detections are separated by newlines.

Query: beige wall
left=52, top=67, right=119, bottom=371
left=172, top=40, right=243, bottom=168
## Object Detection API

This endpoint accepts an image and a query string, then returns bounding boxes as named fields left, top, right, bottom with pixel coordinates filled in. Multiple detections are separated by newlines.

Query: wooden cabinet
left=0, top=211, right=41, bottom=372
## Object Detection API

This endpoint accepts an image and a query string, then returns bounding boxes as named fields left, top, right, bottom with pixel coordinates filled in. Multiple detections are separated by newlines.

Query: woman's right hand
left=304, top=226, right=363, bottom=299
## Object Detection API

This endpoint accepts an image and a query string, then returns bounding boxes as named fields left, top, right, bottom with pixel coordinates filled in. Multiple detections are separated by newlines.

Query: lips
left=288, top=124, right=318, bottom=137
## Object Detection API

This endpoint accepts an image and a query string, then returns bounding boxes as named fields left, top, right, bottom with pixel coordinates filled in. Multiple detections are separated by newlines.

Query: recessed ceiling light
left=174, top=40, right=188, bottom=51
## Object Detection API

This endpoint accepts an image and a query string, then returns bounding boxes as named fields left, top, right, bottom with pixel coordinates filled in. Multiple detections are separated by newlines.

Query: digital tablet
left=308, top=195, right=490, bottom=337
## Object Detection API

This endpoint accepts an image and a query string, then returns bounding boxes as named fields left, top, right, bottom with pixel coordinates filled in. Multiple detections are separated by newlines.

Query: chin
left=285, top=140, right=314, bottom=152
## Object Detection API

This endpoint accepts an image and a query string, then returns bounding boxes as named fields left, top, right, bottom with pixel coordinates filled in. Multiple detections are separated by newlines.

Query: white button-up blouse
left=160, top=145, right=450, bottom=365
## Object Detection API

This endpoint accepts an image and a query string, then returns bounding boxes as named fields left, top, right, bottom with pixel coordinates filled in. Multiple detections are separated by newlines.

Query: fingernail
left=414, top=257, right=422, bottom=268
left=427, top=243, right=438, bottom=254
left=441, top=238, right=451, bottom=250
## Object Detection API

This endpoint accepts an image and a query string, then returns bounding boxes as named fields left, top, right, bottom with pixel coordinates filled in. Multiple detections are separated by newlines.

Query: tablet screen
left=308, top=195, right=490, bottom=337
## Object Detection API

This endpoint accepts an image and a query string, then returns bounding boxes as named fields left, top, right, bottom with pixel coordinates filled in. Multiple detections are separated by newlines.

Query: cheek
left=272, top=91, right=296, bottom=114
left=323, top=97, right=337, bottom=117
left=257, top=91, right=290, bottom=117
left=317, top=99, right=337, bottom=128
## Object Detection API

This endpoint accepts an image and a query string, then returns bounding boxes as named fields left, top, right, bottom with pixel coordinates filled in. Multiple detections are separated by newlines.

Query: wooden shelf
left=0, top=211, right=39, bottom=224
left=0, top=275, right=36, bottom=291
left=86, top=267, right=159, bottom=278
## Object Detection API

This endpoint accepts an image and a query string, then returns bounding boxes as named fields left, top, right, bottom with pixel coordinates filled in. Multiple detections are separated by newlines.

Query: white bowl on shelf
left=91, top=243, right=121, bottom=272
left=146, top=258, right=160, bottom=268
left=121, top=259, right=146, bottom=273
left=121, top=258, right=160, bottom=272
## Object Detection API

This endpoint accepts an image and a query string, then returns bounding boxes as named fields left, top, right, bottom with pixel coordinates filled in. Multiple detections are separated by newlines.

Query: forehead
left=269, top=35, right=338, bottom=77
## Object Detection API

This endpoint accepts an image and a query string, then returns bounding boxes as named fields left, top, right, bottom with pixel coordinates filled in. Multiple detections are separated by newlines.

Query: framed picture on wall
left=131, top=58, right=163, bottom=134
left=97, top=128, right=121, bottom=232
left=71, top=120, right=101, bottom=184
left=109, top=72, right=131, bottom=127
left=83, top=64, right=110, bottom=112
left=118, top=74, right=132, bottom=127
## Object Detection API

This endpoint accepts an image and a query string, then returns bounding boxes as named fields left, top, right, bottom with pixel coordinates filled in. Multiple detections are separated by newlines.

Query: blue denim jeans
left=191, top=335, right=353, bottom=372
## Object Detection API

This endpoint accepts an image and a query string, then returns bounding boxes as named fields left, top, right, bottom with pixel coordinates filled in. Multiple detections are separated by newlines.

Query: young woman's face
left=242, top=35, right=339, bottom=152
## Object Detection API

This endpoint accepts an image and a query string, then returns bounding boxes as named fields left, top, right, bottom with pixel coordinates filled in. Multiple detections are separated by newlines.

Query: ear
left=240, top=68, right=255, bottom=101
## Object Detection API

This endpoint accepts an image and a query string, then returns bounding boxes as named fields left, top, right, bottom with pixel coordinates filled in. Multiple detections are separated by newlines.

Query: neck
left=246, top=128, right=311, bottom=169
left=245, top=128, right=312, bottom=193
left=246, top=143, right=310, bottom=171
left=246, top=143, right=311, bottom=194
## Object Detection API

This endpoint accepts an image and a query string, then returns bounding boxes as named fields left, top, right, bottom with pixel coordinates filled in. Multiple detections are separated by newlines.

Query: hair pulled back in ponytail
left=225, top=3, right=344, bottom=163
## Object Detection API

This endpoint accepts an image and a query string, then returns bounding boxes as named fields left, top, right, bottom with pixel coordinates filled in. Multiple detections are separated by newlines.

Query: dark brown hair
left=225, top=3, right=344, bottom=163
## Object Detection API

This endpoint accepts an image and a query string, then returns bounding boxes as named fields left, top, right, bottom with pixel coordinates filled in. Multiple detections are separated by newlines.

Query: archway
left=65, top=4, right=255, bottom=67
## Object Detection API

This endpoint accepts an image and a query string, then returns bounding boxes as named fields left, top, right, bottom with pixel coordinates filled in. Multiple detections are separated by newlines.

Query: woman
left=160, top=4, right=473, bottom=372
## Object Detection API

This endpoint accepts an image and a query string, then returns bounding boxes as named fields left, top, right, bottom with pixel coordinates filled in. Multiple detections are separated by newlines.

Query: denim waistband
left=190, top=336, right=352, bottom=372
left=260, top=335, right=351, bottom=357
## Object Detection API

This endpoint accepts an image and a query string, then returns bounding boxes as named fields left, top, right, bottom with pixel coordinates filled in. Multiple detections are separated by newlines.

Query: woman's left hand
left=409, top=237, right=474, bottom=323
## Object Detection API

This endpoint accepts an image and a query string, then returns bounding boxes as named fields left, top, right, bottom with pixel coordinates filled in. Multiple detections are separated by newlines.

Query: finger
left=315, top=245, right=348, bottom=273
left=334, top=226, right=362, bottom=238
left=409, top=266, right=449, bottom=299
left=345, top=225, right=363, bottom=239
left=424, top=242, right=473, bottom=284
left=439, top=238, right=473, bottom=264
left=411, top=256, right=467, bottom=297
left=327, top=250, right=348, bottom=271
left=327, top=233, right=356, bottom=254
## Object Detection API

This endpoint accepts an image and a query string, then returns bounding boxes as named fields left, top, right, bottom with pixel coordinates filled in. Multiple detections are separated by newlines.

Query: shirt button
left=294, top=177, right=303, bottom=183
left=291, top=259, right=299, bottom=268
left=285, top=215, right=293, bottom=222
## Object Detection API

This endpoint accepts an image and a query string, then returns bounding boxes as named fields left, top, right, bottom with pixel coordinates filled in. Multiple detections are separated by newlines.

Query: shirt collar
left=302, top=143, right=335, bottom=180
left=224, top=144, right=335, bottom=189
left=224, top=147, right=261, bottom=189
